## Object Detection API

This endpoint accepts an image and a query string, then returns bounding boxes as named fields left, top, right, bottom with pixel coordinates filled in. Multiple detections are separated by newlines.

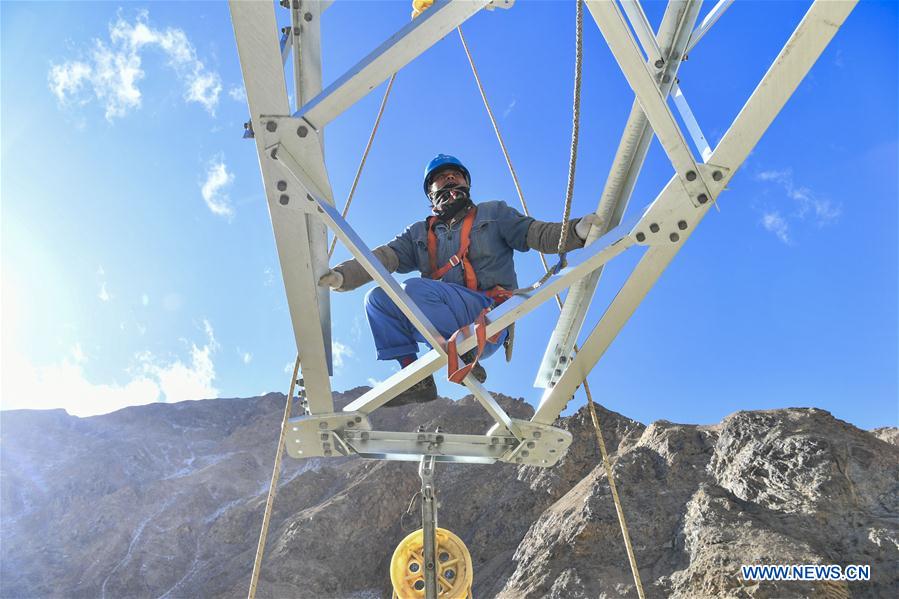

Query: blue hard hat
left=423, top=154, right=470, bottom=196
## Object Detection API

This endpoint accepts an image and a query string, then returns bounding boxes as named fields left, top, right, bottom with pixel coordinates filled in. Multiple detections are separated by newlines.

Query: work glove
left=318, top=269, right=344, bottom=290
left=575, top=213, right=600, bottom=241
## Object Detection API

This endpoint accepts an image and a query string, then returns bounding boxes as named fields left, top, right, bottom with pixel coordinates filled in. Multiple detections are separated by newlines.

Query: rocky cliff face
left=1, top=389, right=896, bottom=598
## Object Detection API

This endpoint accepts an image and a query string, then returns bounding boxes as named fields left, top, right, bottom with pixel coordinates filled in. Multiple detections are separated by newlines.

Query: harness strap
left=445, top=308, right=501, bottom=384
left=427, top=208, right=478, bottom=290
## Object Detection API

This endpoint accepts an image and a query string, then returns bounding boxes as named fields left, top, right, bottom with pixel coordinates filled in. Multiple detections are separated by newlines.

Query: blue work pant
left=364, top=277, right=507, bottom=361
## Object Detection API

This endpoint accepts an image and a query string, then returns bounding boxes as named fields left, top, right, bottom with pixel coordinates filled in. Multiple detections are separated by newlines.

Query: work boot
left=385, top=374, right=438, bottom=407
left=460, top=350, right=487, bottom=383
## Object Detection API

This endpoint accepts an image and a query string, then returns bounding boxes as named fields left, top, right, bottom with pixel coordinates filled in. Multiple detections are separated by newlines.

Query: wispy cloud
left=761, top=211, right=791, bottom=245
left=201, top=156, right=235, bottom=219
left=263, top=266, right=276, bottom=287
left=97, top=265, right=112, bottom=302
left=503, top=98, right=517, bottom=118
left=237, top=347, right=253, bottom=364
left=1, top=320, right=220, bottom=417
left=755, top=169, right=841, bottom=244
left=228, top=85, right=247, bottom=102
left=332, top=340, right=354, bottom=370
left=48, top=10, right=221, bottom=121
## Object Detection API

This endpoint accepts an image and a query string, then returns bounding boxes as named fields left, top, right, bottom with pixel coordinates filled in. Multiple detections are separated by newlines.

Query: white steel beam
left=586, top=0, right=708, bottom=191
left=230, top=0, right=334, bottom=413
left=533, top=0, right=858, bottom=425
left=686, top=0, right=735, bottom=53
left=671, top=82, right=712, bottom=160
left=295, top=0, right=492, bottom=129
left=536, top=0, right=701, bottom=388
left=620, top=0, right=663, bottom=66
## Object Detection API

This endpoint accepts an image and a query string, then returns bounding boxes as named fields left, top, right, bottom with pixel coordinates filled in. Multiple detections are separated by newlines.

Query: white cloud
left=263, top=266, right=276, bottom=287
left=284, top=361, right=295, bottom=374
left=761, top=211, right=791, bottom=245
left=228, top=85, right=247, bottom=102
left=0, top=321, right=219, bottom=417
left=96, top=265, right=112, bottom=302
left=201, top=156, right=235, bottom=219
left=503, top=98, right=517, bottom=118
left=366, top=378, right=384, bottom=388
left=755, top=169, right=841, bottom=226
left=141, top=293, right=150, bottom=306
left=237, top=348, right=253, bottom=364
left=755, top=169, right=841, bottom=243
left=48, top=10, right=221, bottom=121
left=332, top=340, right=354, bottom=370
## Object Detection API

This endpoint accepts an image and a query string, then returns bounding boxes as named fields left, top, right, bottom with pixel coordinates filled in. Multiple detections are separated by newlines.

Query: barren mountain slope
left=1, top=390, right=896, bottom=598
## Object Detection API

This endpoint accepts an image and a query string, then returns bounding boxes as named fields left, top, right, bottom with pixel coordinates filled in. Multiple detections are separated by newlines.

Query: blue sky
left=1, top=1, right=896, bottom=430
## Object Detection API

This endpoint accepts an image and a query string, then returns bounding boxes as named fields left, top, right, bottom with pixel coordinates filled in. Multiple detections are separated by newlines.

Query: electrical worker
left=319, top=154, right=598, bottom=405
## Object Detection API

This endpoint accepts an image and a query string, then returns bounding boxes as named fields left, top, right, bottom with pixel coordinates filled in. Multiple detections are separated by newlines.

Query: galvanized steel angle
left=494, top=419, right=572, bottom=467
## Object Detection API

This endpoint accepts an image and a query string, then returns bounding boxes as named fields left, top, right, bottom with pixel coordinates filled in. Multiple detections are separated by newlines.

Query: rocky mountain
left=1, top=388, right=896, bottom=598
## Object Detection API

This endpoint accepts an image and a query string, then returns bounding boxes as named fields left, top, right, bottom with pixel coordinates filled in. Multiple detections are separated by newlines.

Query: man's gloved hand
left=318, top=269, right=344, bottom=290
left=575, top=213, right=600, bottom=241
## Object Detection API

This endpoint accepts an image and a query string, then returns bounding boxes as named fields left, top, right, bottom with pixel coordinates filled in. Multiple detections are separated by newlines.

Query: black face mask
left=429, top=184, right=472, bottom=221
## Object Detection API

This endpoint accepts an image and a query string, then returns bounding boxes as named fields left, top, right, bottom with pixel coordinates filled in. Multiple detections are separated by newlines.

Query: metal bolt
left=279, top=194, right=289, bottom=205
left=346, top=420, right=354, bottom=427
left=521, top=450, right=529, bottom=458
left=355, top=416, right=362, bottom=423
left=324, top=449, right=332, bottom=456
left=698, top=193, right=709, bottom=204
left=649, top=223, right=660, bottom=233
left=417, top=434, right=426, bottom=442
left=670, top=232, right=680, bottom=242
left=277, top=180, right=287, bottom=191
left=654, top=58, right=665, bottom=68
left=281, top=26, right=290, bottom=35
left=557, top=437, right=565, bottom=443
left=558, top=356, right=567, bottom=364
left=318, top=422, right=327, bottom=429
left=414, top=581, right=425, bottom=591
left=515, top=457, right=523, bottom=463
left=549, top=449, right=556, bottom=454
left=297, top=125, right=308, bottom=137
left=322, top=442, right=330, bottom=450
left=304, top=12, right=313, bottom=21
left=533, top=431, right=542, bottom=439
left=307, top=194, right=314, bottom=202
left=527, top=441, right=536, bottom=449
left=490, top=437, right=499, bottom=444
left=269, top=148, right=278, bottom=159
left=435, top=435, right=444, bottom=443
left=554, top=369, right=562, bottom=376
left=360, top=432, right=369, bottom=441
left=636, top=232, right=646, bottom=242
left=678, top=220, right=688, bottom=230
left=713, top=170, right=723, bottom=181
left=320, top=433, right=329, bottom=441
left=266, top=121, right=277, bottom=132
left=662, top=74, right=672, bottom=83
left=685, top=170, right=697, bottom=181
left=292, top=0, right=299, bottom=9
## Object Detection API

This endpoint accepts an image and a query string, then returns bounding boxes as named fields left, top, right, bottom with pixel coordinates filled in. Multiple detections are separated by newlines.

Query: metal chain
left=328, top=73, right=398, bottom=258
left=248, top=355, right=301, bottom=599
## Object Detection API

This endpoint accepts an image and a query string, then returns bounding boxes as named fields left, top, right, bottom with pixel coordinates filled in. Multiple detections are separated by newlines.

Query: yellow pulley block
left=390, top=527, right=473, bottom=598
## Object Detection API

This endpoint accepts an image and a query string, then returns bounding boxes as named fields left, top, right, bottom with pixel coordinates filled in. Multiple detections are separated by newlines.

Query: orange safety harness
left=426, top=207, right=512, bottom=383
